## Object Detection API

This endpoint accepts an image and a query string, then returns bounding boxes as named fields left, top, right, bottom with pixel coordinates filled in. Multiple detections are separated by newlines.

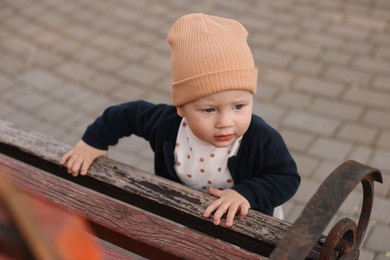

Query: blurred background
left=0, top=0, right=389, bottom=258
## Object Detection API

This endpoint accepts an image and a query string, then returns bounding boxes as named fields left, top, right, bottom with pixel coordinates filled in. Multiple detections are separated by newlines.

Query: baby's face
left=176, top=90, right=253, bottom=148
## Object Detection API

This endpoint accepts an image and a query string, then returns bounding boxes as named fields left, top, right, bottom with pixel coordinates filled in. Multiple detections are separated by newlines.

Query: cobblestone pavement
left=1, top=0, right=389, bottom=258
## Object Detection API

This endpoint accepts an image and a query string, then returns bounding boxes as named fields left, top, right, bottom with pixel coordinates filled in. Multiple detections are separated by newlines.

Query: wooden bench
left=0, top=119, right=383, bottom=259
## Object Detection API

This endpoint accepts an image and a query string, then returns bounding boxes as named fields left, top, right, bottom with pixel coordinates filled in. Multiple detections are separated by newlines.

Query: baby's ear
left=176, top=106, right=185, bottom=117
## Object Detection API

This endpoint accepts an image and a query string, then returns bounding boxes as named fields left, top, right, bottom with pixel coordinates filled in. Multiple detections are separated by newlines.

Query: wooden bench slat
left=0, top=118, right=307, bottom=258
left=4, top=119, right=382, bottom=259
left=0, top=154, right=264, bottom=259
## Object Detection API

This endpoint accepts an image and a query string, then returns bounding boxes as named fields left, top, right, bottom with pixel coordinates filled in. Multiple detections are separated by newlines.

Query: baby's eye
left=203, top=108, right=215, bottom=113
left=233, top=104, right=245, bottom=110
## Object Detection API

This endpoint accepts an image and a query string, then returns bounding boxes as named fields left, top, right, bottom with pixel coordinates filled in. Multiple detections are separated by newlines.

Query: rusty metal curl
left=319, top=218, right=357, bottom=259
left=269, top=160, right=383, bottom=260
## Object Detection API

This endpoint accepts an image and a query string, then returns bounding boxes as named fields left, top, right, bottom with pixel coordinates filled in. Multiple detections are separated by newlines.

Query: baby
left=61, top=13, right=300, bottom=227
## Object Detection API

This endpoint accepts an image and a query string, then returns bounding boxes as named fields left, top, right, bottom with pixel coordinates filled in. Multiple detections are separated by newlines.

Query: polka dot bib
left=174, top=118, right=242, bottom=192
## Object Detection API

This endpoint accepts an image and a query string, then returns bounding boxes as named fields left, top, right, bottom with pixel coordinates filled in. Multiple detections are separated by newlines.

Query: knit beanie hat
left=167, top=13, right=258, bottom=106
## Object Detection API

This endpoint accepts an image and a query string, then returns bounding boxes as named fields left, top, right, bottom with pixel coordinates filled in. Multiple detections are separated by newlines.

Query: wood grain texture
left=0, top=119, right=322, bottom=258
left=0, top=155, right=264, bottom=259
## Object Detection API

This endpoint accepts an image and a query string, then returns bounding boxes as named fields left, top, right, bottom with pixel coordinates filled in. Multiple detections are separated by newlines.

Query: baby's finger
left=213, top=203, right=230, bottom=226
left=225, top=204, right=239, bottom=227
left=203, top=199, right=222, bottom=218
left=71, top=158, right=82, bottom=177
left=67, top=155, right=81, bottom=176
left=66, top=154, right=77, bottom=174
left=239, top=203, right=250, bottom=218
left=80, top=157, right=93, bottom=176
left=60, top=150, right=73, bottom=165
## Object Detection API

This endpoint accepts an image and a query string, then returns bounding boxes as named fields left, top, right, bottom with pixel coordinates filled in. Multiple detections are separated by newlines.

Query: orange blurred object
left=0, top=173, right=101, bottom=260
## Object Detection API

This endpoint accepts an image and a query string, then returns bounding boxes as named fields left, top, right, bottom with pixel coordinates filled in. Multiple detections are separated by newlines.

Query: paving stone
left=19, top=69, right=62, bottom=90
left=282, top=111, right=340, bottom=136
left=337, top=123, right=378, bottom=144
left=63, top=25, right=94, bottom=40
left=374, top=252, right=390, bottom=260
left=325, top=66, right=371, bottom=85
left=311, top=159, right=341, bottom=182
left=353, top=57, right=390, bottom=75
left=249, top=34, right=277, bottom=48
left=5, top=87, right=50, bottom=110
left=0, top=55, right=28, bottom=75
left=253, top=49, right=292, bottom=68
left=51, top=40, right=81, bottom=56
left=377, top=131, right=390, bottom=149
left=0, top=72, right=12, bottom=87
left=359, top=250, right=375, bottom=260
left=301, top=33, right=344, bottom=49
left=280, top=128, right=314, bottom=152
left=308, top=137, right=353, bottom=160
left=277, top=40, right=321, bottom=59
left=321, top=50, right=352, bottom=65
left=363, top=110, right=390, bottom=130
left=73, top=48, right=104, bottom=63
left=78, top=95, right=115, bottom=114
left=337, top=188, right=364, bottom=216
left=35, top=102, right=75, bottom=123
left=293, top=76, right=344, bottom=98
left=48, top=82, right=86, bottom=100
left=365, top=224, right=390, bottom=253
left=370, top=196, right=390, bottom=224
left=143, top=52, right=170, bottom=72
left=347, top=145, right=373, bottom=164
left=253, top=102, right=286, bottom=125
left=377, top=46, right=390, bottom=61
left=4, top=111, right=41, bottom=130
left=290, top=153, right=319, bottom=178
left=86, top=74, right=122, bottom=94
left=275, top=91, right=312, bottom=110
left=255, top=83, right=279, bottom=101
left=291, top=59, right=323, bottom=76
left=328, top=24, right=370, bottom=40
left=343, top=41, right=372, bottom=55
left=36, top=12, right=68, bottom=29
left=344, top=15, right=387, bottom=32
left=261, top=69, right=295, bottom=88
left=299, top=18, right=326, bottom=32
left=371, top=170, right=390, bottom=198
left=90, top=34, right=126, bottom=52
left=373, top=75, right=390, bottom=92
left=56, top=61, right=96, bottom=83
left=110, top=86, right=148, bottom=102
left=309, top=98, right=363, bottom=121
left=117, top=64, right=163, bottom=87
left=144, top=91, right=172, bottom=105
left=94, top=56, right=126, bottom=72
left=29, top=50, right=63, bottom=68
left=273, top=26, right=300, bottom=40
left=292, top=178, right=322, bottom=204
left=370, top=149, right=390, bottom=172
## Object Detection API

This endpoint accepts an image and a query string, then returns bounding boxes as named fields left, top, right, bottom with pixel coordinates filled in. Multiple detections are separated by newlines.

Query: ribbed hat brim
left=172, top=68, right=258, bottom=106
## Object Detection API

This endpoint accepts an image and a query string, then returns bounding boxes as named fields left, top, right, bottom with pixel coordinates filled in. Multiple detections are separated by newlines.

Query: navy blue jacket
left=82, top=100, right=300, bottom=216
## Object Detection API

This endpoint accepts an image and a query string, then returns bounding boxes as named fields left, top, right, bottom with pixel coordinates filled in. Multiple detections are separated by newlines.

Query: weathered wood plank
left=1, top=119, right=328, bottom=258
left=0, top=154, right=264, bottom=259
left=0, top=119, right=308, bottom=258
left=98, top=243, right=136, bottom=260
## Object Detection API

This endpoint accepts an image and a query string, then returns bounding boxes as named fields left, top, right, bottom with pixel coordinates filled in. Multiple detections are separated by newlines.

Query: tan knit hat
left=167, top=13, right=258, bottom=106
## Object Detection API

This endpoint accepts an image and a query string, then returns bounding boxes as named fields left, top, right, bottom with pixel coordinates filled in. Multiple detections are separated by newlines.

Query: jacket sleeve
left=82, top=101, right=174, bottom=150
left=231, top=124, right=300, bottom=214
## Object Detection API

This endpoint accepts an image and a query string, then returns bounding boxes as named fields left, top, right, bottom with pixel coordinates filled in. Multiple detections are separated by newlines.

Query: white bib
left=174, top=118, right=241, bottom=192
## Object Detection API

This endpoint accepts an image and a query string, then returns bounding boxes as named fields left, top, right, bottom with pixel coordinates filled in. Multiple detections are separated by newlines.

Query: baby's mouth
left=215, top=134, right=234, bottom=142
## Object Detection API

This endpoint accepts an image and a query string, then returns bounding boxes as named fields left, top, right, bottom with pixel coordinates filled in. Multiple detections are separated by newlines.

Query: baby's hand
left=60, top=140, right=107, bottom=177
left=203, top=187, right=250, bottom=227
